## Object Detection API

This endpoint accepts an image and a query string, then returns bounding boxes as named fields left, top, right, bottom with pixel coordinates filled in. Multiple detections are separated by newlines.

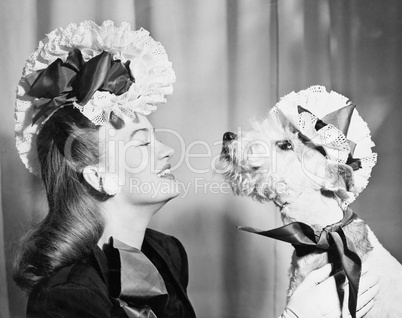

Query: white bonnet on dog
left=272, top=85, right=377, bottom=204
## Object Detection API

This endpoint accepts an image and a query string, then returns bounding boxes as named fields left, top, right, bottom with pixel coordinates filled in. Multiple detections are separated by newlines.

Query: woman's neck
left=97, top=197, right=165, bottom=250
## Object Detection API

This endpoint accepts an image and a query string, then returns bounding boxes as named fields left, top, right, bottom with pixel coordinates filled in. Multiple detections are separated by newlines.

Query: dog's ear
left=323, top=161, right=354, bottom=193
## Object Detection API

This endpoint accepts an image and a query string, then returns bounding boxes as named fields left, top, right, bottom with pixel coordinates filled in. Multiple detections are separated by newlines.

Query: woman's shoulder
left=27, top=250, right=113, bottom=317
left=37, top=259, right=106, bottom=292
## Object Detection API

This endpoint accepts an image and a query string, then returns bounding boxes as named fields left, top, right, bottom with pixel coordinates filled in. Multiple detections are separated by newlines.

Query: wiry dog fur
left=219, top=110, right=402, bottom=317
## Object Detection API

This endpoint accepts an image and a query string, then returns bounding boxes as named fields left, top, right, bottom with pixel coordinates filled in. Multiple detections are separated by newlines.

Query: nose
left=157, top=140, right=174, bottom=159
left=223, top=132, right=237, bottom=143
left=221, top=131, right=236, bottom=159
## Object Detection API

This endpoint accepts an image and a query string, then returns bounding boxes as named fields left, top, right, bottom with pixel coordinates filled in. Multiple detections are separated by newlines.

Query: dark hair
left=13, top=106, right=121, bottom=292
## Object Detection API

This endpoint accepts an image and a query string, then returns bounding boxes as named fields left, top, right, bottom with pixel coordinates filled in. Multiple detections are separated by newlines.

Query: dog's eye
left=276, top=140, right=293, bottom=151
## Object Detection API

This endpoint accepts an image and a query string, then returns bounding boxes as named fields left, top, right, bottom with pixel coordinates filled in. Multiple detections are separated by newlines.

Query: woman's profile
left=12, top=20, right=378, bottom=318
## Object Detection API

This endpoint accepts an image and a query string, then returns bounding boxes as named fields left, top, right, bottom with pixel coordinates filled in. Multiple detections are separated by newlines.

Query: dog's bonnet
left=272, top=85, right=377, bottom=204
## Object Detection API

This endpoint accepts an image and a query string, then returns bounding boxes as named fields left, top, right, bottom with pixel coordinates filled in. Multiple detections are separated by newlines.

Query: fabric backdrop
left=1, top=1, right=401, bottom=317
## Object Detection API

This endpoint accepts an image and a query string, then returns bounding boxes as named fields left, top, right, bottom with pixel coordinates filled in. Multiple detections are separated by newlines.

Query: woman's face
left=101, top=113, right=179, bottom=206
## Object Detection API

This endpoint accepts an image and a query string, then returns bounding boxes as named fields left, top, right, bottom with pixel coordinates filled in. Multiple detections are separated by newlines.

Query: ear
left=323, top=161, right=354, bottom=193
left=82, top=166, right=101, bottom=192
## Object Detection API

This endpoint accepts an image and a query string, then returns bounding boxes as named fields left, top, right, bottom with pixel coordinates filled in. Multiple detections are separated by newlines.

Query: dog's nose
left=223, top=132, right=237, bottom=143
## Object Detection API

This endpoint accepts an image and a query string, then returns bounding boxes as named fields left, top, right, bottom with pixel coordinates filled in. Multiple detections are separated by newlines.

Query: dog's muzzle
left=220, top=131, right=237, bottom=160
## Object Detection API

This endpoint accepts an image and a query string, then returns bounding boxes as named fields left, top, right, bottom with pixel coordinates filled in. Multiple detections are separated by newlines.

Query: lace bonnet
left=15, top=20, right=176, bottom=177
left=273, top=85, right=377, bottom=204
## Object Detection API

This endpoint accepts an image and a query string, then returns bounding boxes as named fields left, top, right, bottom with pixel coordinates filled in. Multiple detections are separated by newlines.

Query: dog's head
left=218, top=86, right=377, bottom=210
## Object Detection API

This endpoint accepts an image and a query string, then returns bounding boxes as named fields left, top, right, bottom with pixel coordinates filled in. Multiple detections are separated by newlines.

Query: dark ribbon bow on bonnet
left=25, top=48, right=134, bottom=124
left=297, top=104, right=362, bottom=170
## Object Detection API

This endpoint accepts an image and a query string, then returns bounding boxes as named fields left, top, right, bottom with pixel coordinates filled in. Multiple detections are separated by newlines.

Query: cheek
left=117, top=146, right=150, bottom=175
left=248, top=143, right=272, bottom=168
left=272, top=151, right=312, bottom=185
left=298, top=147, right=327, bottom=183
left=279, top=146, right=326, bottom=190
left=125, top=146, right=147, bottom=165
left=106, top=145, right=152, bottom=183
left=271, top=151, right=297, bottom=175
left=103, top=140, right=150, bottom=172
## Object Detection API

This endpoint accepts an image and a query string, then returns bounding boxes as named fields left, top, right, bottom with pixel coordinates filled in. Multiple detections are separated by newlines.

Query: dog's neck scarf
left=239, top=208, right=361, bottom=318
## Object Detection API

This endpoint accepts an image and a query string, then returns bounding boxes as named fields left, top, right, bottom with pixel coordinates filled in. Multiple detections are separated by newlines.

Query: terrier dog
left=218, top=86, right=402, bottom=317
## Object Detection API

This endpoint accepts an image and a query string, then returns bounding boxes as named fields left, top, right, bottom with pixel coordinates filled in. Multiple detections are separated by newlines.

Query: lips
left=157, top=164, right=174, bottom=179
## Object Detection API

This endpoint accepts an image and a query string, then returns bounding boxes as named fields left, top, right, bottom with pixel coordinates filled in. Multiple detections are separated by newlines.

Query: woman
left=13, top=21, right=378, bottom=318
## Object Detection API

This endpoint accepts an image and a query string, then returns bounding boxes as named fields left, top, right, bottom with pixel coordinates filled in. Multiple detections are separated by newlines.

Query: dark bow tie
left=239, top=208, right=361, bottom=318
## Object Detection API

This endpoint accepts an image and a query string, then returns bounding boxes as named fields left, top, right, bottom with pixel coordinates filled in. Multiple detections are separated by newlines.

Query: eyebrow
left=129, top=128, right=149, bottom=140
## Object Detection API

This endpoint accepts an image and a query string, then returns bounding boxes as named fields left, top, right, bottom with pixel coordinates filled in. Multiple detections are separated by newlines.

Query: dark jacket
left=27, top=229, right=196, bottom=318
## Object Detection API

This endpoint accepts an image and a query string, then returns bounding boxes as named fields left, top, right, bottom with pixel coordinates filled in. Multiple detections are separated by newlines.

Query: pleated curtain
left=1, top=1, right=401, bottom=317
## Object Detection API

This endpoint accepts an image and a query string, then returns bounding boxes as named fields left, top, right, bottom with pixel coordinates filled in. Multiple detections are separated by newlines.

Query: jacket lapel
left=142, top=231, right=191, bottom=305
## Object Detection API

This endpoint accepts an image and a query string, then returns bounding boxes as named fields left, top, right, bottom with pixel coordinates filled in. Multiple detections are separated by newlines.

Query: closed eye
left=275, top=140, right=293, bottom=151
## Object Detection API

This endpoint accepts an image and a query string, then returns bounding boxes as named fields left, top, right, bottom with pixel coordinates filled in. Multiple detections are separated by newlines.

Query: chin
left=131, top=179, right=180, bottom=204
left=154, top=188, right=180, bottom=203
